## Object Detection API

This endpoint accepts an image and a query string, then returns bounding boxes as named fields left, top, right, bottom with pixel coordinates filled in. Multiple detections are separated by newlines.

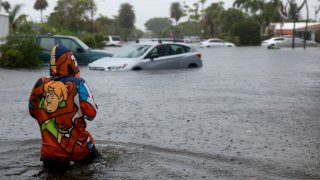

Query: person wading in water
left=29, top=44, right=100, bottom=172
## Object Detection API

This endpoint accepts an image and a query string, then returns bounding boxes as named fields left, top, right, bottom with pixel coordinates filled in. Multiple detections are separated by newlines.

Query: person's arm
left=78, top=81, right=98, bottom=121
left=29, top=77, right=45, bottom=120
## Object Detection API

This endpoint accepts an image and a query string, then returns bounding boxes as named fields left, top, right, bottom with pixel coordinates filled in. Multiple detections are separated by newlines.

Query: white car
left=272, top=37, right=319, bottom=48
left=88, top=41, right=202, bottom=71
left=104, top=35, right=122, bottom=47
left=261, top=37, right=287, bottom=46
left=199, top=38, right=235, bottom=48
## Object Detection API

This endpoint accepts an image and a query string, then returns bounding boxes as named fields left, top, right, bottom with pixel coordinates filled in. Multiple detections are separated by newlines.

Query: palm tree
left=118, top=3, right=135, bottom=41
left=1, top=1, right=10, bottom=13
left=260, top=0, right=283, bottom=35
left=233, top=0, right=252, bottom=13
left=170, top=2, right=184, bottom=38
left=288, top=0, right=306, bottom=48
left=204, top=2, right=224, bottom=38
left=9, top=4, right=28, bottom=32
left=199, top=0, right=207, bottom=14
left=233, top=0, right=264, bottom=16
left=33, top=0, right=48, bottom=22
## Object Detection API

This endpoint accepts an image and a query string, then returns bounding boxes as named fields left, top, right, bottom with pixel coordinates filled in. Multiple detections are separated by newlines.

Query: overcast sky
left=2, top=0, right=318, bottom=30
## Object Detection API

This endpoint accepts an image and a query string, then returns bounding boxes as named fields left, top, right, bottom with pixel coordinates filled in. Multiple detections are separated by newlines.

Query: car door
left=213, top=39, right=226, bottom=47
left=59, top=38, right=89, bottom=64
left=38, top=37, right=58, bottom=64
left=166, top=44, right=189, bottom=68
left=143, top=44, right=172, bottom=69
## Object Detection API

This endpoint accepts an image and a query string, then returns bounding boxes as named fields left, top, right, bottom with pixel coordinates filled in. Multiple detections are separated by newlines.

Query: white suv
left=105, top=35, right=121, bottom=47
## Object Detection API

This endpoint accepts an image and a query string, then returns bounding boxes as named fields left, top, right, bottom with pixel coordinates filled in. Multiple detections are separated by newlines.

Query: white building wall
left=0, top=12, right=9, bottom=44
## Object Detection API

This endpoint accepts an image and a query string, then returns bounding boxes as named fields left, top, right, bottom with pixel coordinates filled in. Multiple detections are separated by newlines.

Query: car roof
left=134, top=41, right=191, bottom=46
left=270, top=37, right=286, bottom=39
left=35, top=34, right=78, bottom=39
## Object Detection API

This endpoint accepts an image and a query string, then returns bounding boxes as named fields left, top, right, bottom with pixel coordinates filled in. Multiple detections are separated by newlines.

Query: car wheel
left=132, top=67, right=142, bottom=71
left=188, top=63, right=198, bottom=68
left=206, top=45, right=211, bottom=48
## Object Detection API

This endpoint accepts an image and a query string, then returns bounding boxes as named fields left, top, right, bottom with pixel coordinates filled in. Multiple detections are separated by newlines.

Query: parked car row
left=29, top=34, right=319, bottom=71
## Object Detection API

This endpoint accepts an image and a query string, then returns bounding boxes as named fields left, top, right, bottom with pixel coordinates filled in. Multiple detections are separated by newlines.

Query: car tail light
left=196, top=53, right=202, bottom=59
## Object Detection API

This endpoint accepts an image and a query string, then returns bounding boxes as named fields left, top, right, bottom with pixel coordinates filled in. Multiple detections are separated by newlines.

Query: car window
left=39, top=37, right=56, bottom=50
left=210, top=39, right=223, bottom=43
left=147, top=45, right=168, bottom=58
left=112, top=36, right=121, bottom=41
left=113, top=44, right=151, bottom=58
left=275, top=38, right=285, bottom=41
left=60, top=38, right=81, bottom=52
left=168, top=44, right=190, bottom=55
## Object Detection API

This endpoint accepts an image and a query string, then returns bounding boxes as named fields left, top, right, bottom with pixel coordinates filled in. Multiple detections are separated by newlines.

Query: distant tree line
left=1, top=0, right=320, bottom=47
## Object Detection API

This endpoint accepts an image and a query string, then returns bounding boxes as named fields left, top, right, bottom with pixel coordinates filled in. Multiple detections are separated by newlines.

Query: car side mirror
left=76, top=47, right=85, bottom=53
left=150, top=53, right=159, bottom=61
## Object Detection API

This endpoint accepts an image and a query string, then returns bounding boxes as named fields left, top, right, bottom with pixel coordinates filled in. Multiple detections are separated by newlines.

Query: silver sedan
left=88, top=41, right=203, bottom=71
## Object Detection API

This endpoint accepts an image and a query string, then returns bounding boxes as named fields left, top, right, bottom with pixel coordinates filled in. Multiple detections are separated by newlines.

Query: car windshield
left=73, top=37, right=90, bottom=49
left=113, top=44, right=152, bottom=58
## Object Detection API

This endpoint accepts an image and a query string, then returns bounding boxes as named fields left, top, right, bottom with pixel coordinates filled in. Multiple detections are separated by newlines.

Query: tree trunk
left=174, top=20, right=177, bottom=39
left=40, top=9, right=43, bottom=22
left=303, top=0, right=309, bottom=50
left=210, top=24, right=214, bottom=38
left=292, top=20, right=296, bottom=49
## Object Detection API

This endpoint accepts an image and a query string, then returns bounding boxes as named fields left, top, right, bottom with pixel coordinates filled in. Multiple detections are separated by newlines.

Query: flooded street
left=0, top=46, right=320, bottom=179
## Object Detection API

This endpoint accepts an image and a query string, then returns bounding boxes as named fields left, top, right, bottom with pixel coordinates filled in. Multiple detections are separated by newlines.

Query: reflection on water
left=0, top=46, right=320, bottom=179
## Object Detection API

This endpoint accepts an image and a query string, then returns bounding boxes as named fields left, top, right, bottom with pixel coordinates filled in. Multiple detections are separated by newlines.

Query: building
left=273, top=22, right=320, bottom=41
left=0, top=12, right=9, bottom=44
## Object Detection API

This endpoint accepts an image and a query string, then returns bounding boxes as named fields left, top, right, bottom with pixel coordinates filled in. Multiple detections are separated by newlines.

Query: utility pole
left=315, top=5, right=320, bottom=21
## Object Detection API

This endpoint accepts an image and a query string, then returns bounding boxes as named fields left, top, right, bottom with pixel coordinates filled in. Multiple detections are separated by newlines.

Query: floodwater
left=0, top=46, right=320, bottom=179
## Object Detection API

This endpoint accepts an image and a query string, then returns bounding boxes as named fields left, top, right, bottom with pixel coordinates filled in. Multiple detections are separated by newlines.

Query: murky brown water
left=0, top=46, right=320, bottom=179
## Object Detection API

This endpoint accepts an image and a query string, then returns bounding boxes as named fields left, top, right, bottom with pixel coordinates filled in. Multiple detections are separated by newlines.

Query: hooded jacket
left=29, top=44, right=98, bottom=161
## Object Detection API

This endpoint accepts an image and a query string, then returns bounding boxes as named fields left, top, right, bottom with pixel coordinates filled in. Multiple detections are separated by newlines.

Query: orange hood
left=50, top=44, right=80, bottom=77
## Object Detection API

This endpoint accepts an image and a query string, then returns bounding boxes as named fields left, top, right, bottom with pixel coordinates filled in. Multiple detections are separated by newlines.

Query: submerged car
left=88, top=41, right=202, bottom=71
left=261, top=37, right=287, bottom=46
left=199, top=38, right=235, bottom=48
left=273, top=37, right=319, bottom=48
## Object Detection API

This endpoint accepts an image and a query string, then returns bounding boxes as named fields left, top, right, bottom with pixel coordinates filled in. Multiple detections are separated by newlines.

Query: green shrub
left=93, top=34, right=106, bottom=48
left=0, top=35, right=42, bottom=68
left=80, top=34, right=96, bottom=48
left=221, top=34, right=239, bottom=46
left=232, top=22, right=261, bottom=46
left=77, top=33, right=107, bottom=49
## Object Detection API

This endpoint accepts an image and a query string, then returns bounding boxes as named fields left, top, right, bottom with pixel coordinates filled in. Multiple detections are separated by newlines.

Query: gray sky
left=3, top=0, right=319, bottom=30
